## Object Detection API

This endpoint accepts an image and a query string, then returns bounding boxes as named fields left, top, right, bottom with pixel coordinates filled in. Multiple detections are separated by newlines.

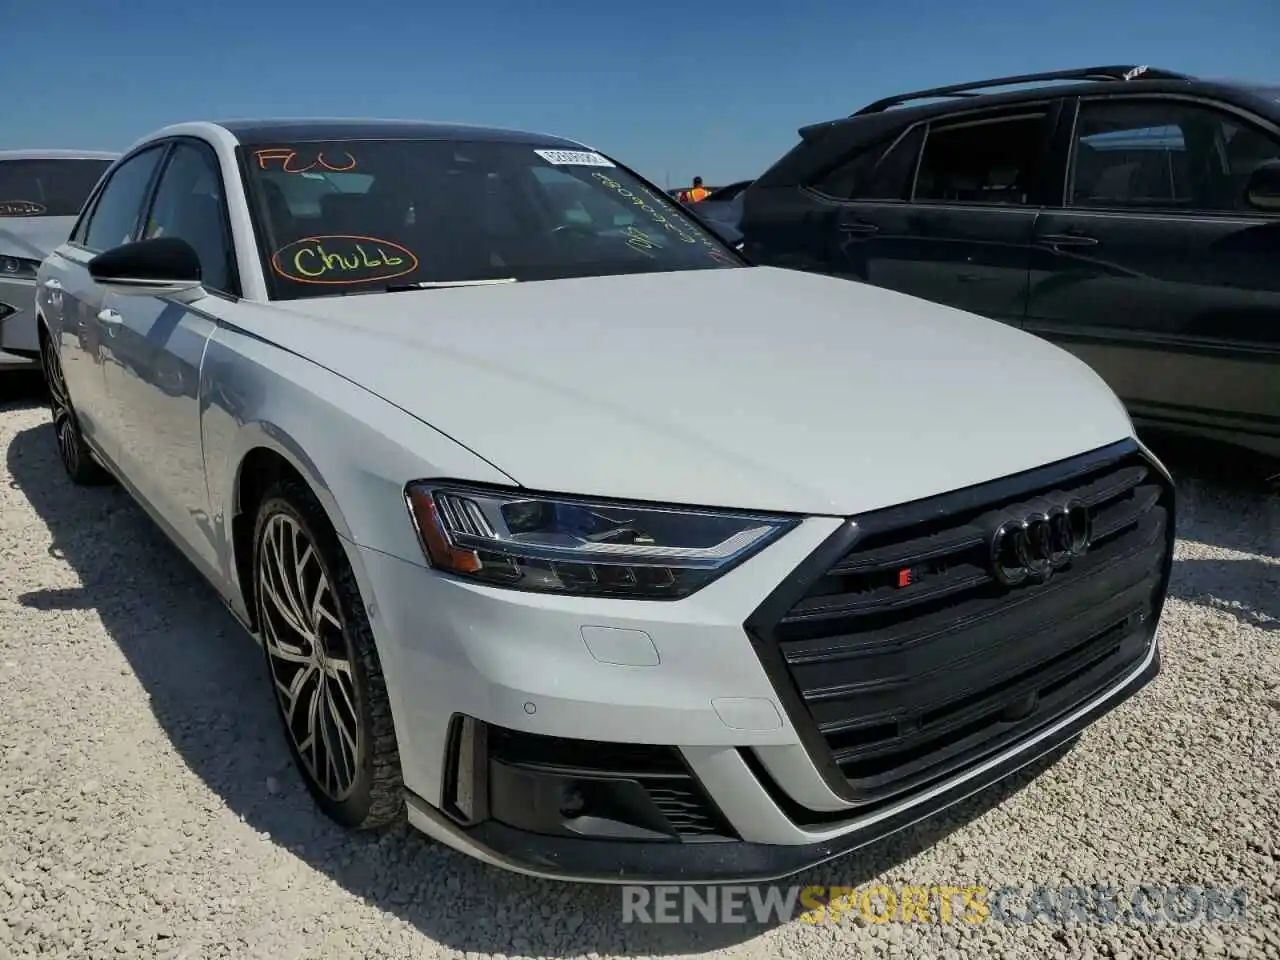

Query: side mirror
left=88, top=236, right=206, bottom=301
left=1244, top=160, right=1280, bottom=212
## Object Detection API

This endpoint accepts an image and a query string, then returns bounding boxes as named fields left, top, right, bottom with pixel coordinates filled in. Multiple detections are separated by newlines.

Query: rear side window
left=80, top=146, right=167, bottom=252
left=0, top=158, right=113, bottom=218
left=913, top=112, right=1048, bottom=205
left=811, top=126, right=925, bottom=201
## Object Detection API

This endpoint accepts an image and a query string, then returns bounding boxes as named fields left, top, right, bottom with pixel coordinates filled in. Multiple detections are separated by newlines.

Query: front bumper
left=355, top=439, right=1173, bottom=884
left=404, top=642, right=1159, bottom=884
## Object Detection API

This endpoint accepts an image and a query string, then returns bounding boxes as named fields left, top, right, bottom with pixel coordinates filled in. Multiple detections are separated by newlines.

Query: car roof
left=752, top=66, right=1279, bottom=189
left=210, top=117, right=590, bottom=150
left=0, top=149, right=119, bottom=161
left=800, top=65, right=1277, bottom=135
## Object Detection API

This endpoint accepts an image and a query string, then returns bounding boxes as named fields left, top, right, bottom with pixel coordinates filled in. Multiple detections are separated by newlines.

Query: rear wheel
left=251, top=478, right=405, bottom=829
left=39, top=329, right=110, bottom=486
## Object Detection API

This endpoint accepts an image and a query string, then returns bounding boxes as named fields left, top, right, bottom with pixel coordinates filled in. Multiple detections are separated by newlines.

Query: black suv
left=740, top=65, right=1280, bottom=459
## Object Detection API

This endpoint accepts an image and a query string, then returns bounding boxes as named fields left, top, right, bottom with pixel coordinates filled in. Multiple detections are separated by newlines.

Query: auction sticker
left=534, top=149, right=615, bottom=167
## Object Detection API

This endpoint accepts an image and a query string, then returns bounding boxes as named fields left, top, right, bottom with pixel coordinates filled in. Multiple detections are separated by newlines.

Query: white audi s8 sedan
left=34, top=118, right=1175, bottom=883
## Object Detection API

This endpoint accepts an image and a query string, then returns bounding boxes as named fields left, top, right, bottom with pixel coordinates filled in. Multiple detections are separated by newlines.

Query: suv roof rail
left=852, top=65, right=1197, bottom=116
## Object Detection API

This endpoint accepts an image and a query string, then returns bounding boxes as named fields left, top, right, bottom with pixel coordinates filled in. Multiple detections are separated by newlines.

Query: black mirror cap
left=1245, top=160, right=1280, bottom=212
left=88, top=236, right=202, bottom=285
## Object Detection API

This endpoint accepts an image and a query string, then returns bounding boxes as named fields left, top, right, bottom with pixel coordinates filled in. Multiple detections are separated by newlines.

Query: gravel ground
left=0, top=377, right=1277, bottom=960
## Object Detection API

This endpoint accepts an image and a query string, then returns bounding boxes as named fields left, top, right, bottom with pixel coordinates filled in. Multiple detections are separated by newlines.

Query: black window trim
left=138, top=135, right=243, bottom=301
left=908, top=101, right=1061, bottom=209
left=1063, top=91, right=1280, bottom=219
left=69, top=142, right=172, bottom=252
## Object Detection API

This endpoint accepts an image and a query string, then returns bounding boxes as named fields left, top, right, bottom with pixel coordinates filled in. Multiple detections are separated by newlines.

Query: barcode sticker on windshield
left=534, top=149, right=615, bottom=167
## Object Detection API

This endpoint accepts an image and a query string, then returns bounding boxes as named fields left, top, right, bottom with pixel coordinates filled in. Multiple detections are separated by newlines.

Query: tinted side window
left=81, top=147, right=166, bottom=252
left=142, top=142, right=236, bottom=294
left=812, top=126, right=924, bottom=201
left=913, top=112, right=1048, bottom=205
left=1071, top=99, right=1280, bottom=212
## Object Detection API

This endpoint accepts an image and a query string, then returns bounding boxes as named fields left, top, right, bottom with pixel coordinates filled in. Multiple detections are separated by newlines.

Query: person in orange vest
left=680, top=177, right=711, bottom=203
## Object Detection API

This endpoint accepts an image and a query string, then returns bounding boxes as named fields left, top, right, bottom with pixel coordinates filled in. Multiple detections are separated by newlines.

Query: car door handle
left=838, top=220, right=879, bottom=235
left=1039, top=233, right=1098, bottom=248
left=43, top=278, right=62, bottom=291
left=98, top=308, right=123, bottom=336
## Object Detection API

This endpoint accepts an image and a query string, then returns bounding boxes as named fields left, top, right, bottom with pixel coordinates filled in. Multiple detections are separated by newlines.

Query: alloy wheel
left=258, top=513, right=363, bottom=802
left=40, top=336, right=80, bottom=476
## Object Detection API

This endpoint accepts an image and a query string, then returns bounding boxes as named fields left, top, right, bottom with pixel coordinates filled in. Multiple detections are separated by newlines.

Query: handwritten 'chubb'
left=294, top=243, right=403, bottom=276
left=271, top=235, right=418, bottom=285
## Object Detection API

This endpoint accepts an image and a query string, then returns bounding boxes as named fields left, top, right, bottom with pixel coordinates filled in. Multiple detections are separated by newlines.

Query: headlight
left=0, top=256, right=38, bottom=280
left=405, top=482, right=797, bottom=599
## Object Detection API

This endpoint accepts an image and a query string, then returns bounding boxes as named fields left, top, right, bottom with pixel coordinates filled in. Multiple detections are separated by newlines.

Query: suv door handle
left=838, top=220, right=879, bottom=236
left=43, top=278, right=62, bottom=291
left=1039, top=232, right=1098, bottom=248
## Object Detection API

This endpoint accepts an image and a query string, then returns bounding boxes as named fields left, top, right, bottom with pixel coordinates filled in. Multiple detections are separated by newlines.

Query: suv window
left=80, top=146, right=166, bottom=252
left=142, top=142, right=236, bottom=294
left=812, top=125, right=925, bottom=201
left=1071, top=99, right=1280, bottom=213
left=913, top=112, right=1048, bottom=205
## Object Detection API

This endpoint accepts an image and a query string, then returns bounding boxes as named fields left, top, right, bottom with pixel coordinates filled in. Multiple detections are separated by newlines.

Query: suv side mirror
left=1244, top=160, right=1280, bottom=212
left=88, top=236, right=206, bottom=301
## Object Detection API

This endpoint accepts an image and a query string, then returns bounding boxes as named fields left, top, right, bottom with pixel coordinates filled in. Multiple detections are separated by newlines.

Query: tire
left=39, top=328, right=111, bottom=486
left=251, top=477, right=405, bottom=829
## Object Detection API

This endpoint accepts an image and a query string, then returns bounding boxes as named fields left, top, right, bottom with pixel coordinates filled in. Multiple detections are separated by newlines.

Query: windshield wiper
left=381, top=278, right=518, bottom=292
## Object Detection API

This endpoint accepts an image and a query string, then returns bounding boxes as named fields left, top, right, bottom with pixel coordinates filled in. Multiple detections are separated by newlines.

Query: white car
left=0, top=150, right=117, bottom=370
left=35, top=119, right=1175, bottom=883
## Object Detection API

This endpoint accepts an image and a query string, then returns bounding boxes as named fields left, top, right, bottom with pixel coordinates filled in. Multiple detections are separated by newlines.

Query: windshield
left=0, top=158, right=113, bottom=218
left=239, top=139, right=742, bottom=300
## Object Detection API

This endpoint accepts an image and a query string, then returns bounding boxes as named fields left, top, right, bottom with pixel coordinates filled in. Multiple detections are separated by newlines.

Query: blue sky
left=6, top=0, right=1276, bottom=187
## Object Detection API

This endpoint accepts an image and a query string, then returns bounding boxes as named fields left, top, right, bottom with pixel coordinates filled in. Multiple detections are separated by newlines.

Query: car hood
left=0, top=217, right=77, bottom=259
left=259, top=266, right=1134, bottom=516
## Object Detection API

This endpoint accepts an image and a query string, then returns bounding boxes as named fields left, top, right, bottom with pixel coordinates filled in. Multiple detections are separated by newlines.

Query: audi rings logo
left=989, top=500, right=1092, bottom=586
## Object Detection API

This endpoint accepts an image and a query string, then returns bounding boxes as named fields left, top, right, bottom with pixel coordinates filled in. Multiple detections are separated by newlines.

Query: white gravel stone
left=0, top=387, right=1276, bottom=959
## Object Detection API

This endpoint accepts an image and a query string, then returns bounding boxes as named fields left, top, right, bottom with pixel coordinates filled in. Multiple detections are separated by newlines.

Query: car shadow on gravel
left=6, top=415, right=1081, bottom=956
left=0, top=369, right=46, bottom=408
left=1168, top=558, right=1278, bottom=631
left=1138, top=429, right=1279, bottom=631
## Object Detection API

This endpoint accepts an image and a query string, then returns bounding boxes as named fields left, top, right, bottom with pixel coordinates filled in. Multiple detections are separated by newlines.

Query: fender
left=198, top=327, right=517, bottom=626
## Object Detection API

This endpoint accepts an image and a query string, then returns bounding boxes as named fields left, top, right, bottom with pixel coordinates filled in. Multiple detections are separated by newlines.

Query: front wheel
left=251, top=478, right=405, bottom=829
left=39, top=329, right=110, bottom=486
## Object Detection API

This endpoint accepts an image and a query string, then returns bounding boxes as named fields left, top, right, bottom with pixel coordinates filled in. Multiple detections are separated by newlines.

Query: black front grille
left=746, top=440, right=1174, bottom=808
left=646, top=782, right=730, bottom=837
